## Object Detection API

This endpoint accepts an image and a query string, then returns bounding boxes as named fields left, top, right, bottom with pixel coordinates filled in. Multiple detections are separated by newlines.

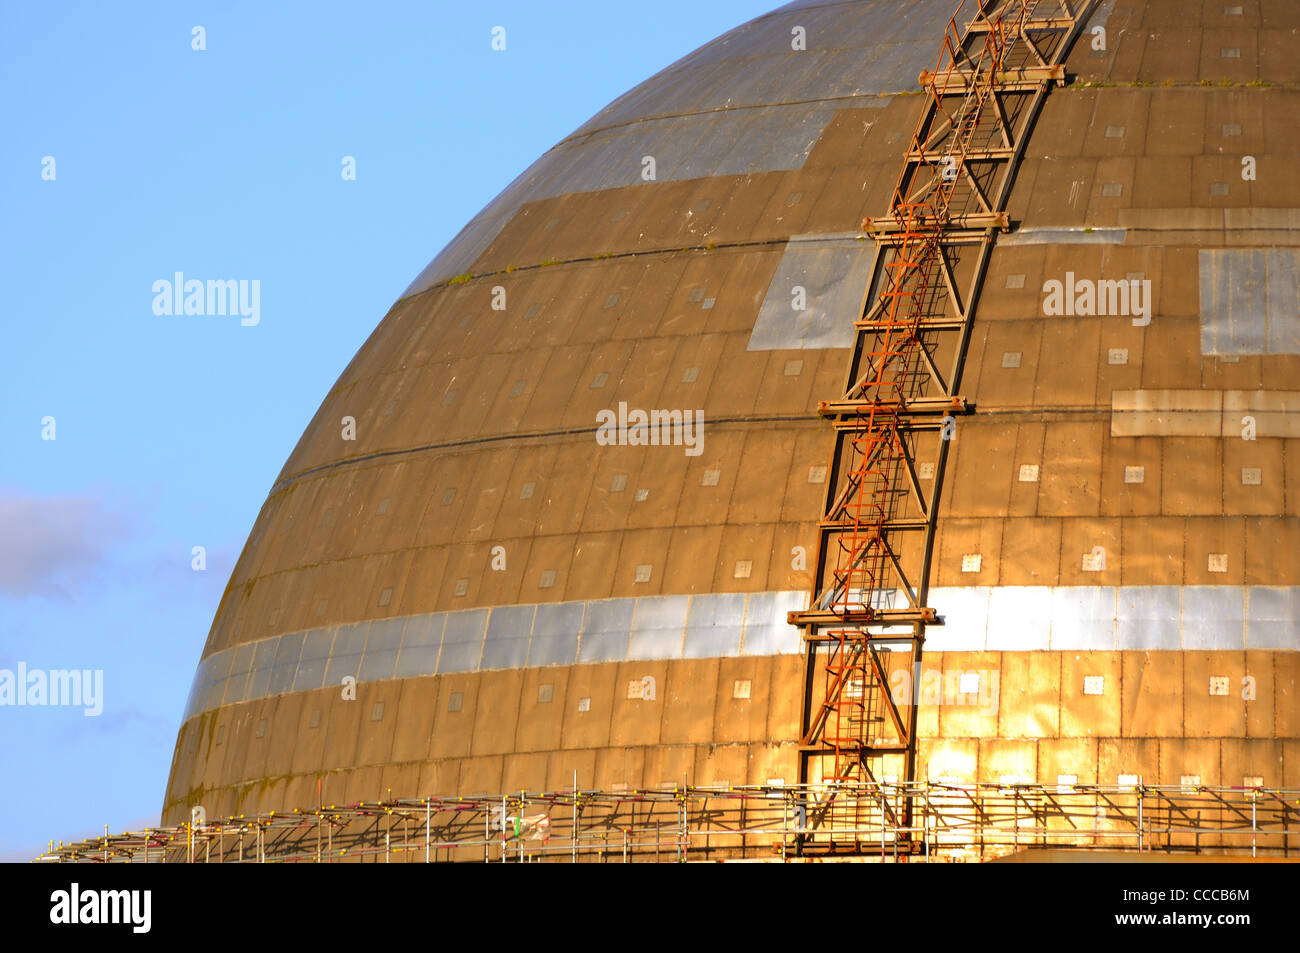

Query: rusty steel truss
left=787, top=0, right=1097, bottom=854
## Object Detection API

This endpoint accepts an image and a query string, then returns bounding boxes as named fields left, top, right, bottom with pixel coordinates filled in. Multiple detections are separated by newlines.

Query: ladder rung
left=830, top=418, right=951, bottom=434
left=965, top=17, right=1075, bottom=34
left=919, top=65, right=1065, bottom=91
left=789, top=607, right=935, bottom=627
left=818, top=517, right=928, bottom=532
left=856, top=317, right=966, bottom=331
left=865, top=211, right=1008, bottom=233
left=905, top=146, right=1015, bottom=162
left=869, top=230, right=993, bottom=247
left=818, top=396, right=969, bottom=417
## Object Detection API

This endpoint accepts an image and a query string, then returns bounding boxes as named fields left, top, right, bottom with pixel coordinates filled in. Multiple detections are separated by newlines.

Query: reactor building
left=158, top=0, right=1300, bottom=859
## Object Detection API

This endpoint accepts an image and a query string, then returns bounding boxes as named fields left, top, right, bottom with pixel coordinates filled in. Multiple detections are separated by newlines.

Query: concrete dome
left=164, top=0, right=1300, bottom=828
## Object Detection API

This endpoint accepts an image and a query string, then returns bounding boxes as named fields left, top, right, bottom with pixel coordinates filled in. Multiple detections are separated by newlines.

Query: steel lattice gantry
left=788, top=0, right=1098, bottom=855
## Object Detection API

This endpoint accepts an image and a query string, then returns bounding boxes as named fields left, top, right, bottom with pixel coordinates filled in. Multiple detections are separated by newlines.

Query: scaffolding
left=36, top=782, right=1300, bottom=864
left=787, top=0, right=1097, bottom=854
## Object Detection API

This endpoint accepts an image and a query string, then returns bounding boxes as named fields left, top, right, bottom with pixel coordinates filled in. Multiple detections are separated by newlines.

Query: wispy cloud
left=149, top=538, right=239, bottom=603
left=95, top=705, right=173, bottom=739
left=0, top=487, right=131, bottom=599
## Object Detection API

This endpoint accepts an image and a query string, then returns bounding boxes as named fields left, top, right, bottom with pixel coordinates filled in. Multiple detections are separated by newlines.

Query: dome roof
left=165, top=0, right=1300, bottom=827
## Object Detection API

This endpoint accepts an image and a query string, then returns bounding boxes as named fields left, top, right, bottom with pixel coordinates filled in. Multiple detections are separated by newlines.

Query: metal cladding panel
left=358, top=618, right=403, bottom=683
left=244, top=639, right=278, bottom=701
left=195, top=652, right=228, bottom=710
left=197, top=670, right=227, bottom=713
left=392, top=613, right=445, bottom=679
left=1050, top=586, right=1118, bottom=651
left=438, top=609, right=489, bottom=673
left=927, top=587, right=991, bottom=651
left=604, top=120, right=711, bottom=189
left=331, top=622, right=368, bottom=658
left=527, top=602, right=582, bottom=667
left=183, top=593, right=831, bottom=719
left=1181, top=586, right=1245, bottom=649
left=1117, top=586, right=1181, bottom=650
left=220, top=643, right=255, bottom=706
left=739, top=590, right=805, bottom=655
left=1199, top=248, right=1300, bottom=355
left=180, top=667, right=203, bottom=724
left=481, top=604, right=536, bottom=670
left=787, top=49, right=859, bottom=101
left=322, top=649, right=362, bottom=690
left=201, top=650, right=228, bottom=686
left=1201, top=248, right=1266, bottom=354
left=1001, top=226, right=1127, bottom=246
left=714, top=108, right=829, bottom=177
left=1266, top=249, right=1300, bottom=352
left=740, top=51, right=813, bottom=102
left=628, top=595, right=690, bottom=660
left=208, top=674, right=238, bottom=711
left=670, top=114, right=757, bottom=181
left=398, top=612, right=444, bottom=650
left=228, top=642, right=255, bottom=680
left=182, top=586, right=1298, bottom=714
left=683, top=592, right=747, bottom=658
left=578, top=598, right=635, bottom=663
left=986, top=587, right=1052, bottom=650
left=322, top=623, right=366, bottom=687
left=365, top=617, right=406, bottom=652
left=748, top=234, right=873, bottom=350
left=267, top=631, right=306, bottom=695
left=291, top=650, right=329, bottom=694
left=300, top=627, right=334, bottom=661
left=1246, top=586, right=1300, bottom=649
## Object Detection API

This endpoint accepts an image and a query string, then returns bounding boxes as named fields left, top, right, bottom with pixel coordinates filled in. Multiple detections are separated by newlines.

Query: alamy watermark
left=1042, top=271, right=1151, bottom=326
left=50, top=883, right=150, bottom=933
left=0, top=663, right=103, bottom=716
left=890, top=667, right=999, bottom=716
left=152, top=272, right=260, bottom=326
left=596, top=402, right=704, bottom=456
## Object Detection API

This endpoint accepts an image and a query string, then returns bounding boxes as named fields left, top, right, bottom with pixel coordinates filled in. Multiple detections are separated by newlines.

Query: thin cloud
left=0, top=488, right=131, bottom=599
left=95, top=705, right=172, bottom=738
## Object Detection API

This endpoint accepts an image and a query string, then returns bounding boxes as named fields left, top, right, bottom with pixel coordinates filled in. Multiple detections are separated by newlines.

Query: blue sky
left=0, top=0, right=776, bottom=860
